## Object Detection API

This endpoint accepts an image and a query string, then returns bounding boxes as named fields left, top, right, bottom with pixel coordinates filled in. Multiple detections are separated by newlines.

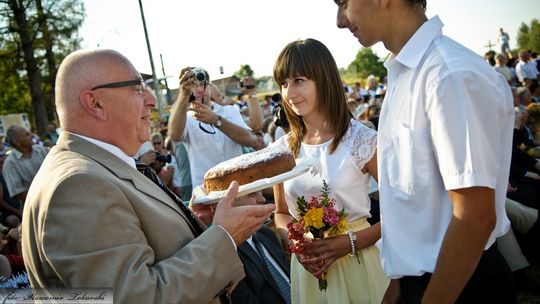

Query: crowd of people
left=0, top=0, right=539, bottom=303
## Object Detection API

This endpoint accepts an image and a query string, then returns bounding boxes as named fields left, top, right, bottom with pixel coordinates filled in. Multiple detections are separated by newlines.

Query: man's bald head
left=55, top=49, right=135, bottom=128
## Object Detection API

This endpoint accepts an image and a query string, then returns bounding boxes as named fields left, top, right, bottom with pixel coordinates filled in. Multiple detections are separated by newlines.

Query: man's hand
left=213, top=182, right=275, bottom=245
left=138, top=150, right=156, bottom=165
left=189, top=201, right=215, bottom=226
left=189, top=101, right=219, bottom=125
left=382, top=279, right=401, bottom=304
left=240, top=76, right=257, bottom=95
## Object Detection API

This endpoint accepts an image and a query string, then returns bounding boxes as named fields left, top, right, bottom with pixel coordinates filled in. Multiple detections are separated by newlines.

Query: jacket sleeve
left=40, top=172, right=244, bottom=304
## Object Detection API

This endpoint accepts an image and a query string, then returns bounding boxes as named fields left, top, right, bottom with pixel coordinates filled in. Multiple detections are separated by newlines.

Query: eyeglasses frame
left=91, top=79, right=146, bottom=94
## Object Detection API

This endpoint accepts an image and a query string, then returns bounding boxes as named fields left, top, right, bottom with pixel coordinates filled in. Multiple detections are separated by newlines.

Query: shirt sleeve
left=224, top=106, right=250, bottom=130
left=2, top=158, right=26, bottom=197
left=426, top=71, right=512, bottom=190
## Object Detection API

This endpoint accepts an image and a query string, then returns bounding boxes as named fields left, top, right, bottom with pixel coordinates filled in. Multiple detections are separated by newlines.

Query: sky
left=80, top=0, right=540, bottom=88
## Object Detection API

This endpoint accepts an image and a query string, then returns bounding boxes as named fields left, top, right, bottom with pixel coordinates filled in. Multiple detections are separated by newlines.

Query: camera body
left=271, top=93, right=289, bottom=128
left=191, top=67, right=207, bottom=83
left=155, top=153, right=172, bottom=164
left=239, top=81, right=256, bottom=90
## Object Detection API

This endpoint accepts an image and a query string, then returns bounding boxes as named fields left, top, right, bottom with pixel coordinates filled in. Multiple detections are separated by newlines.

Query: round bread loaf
left=203, top=146, right=295, bottom=192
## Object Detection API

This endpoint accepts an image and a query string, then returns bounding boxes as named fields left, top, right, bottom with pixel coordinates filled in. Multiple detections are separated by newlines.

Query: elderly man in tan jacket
left=22, top=49, right=274, bottom=303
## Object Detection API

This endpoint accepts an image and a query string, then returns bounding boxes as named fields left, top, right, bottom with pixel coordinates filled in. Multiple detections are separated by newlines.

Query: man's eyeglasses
left=152, top=141, right=162, bottom=146
left=91, top=79, right=145, bottom=94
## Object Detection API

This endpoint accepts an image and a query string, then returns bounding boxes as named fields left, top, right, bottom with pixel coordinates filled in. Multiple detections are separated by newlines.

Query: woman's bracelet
left=347, top=231, right=357, bottom=256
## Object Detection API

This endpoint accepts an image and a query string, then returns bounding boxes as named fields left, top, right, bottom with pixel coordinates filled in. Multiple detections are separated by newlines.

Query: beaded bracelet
left=347, top=231, right=357, bottom=256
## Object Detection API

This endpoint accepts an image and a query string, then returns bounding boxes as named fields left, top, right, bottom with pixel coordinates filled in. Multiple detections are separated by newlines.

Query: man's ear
left=80, top=90, right=107, bottom=120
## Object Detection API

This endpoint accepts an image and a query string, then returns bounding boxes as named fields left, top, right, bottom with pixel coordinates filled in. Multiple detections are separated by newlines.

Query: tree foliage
left=346, top=47, right=386, bottom=79
left=516, top=19, right=540, bottom=53
left=234, top=64, right=255, bottom=79
left=0, top=0, right=85, bottom=135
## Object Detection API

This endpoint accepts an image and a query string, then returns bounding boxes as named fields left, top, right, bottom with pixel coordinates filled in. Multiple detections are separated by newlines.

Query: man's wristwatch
left=214, top=115, right=223, bottom=128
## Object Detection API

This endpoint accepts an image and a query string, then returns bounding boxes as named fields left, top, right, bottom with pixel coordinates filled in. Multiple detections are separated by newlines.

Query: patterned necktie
left=252, top=234, right=291, bottom=304
left=137, top=163, right=204, bottom=237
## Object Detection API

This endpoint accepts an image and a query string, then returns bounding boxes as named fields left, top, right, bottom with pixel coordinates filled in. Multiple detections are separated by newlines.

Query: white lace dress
left=273, top=119, right=389, bottom=304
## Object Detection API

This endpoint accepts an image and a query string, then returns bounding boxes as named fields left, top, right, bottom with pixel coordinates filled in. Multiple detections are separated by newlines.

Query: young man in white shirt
left=332, top=0, right=516, bottom=303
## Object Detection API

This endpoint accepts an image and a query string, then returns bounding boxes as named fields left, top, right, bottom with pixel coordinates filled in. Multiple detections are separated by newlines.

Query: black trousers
left=400, top=245, right=516, bottom=304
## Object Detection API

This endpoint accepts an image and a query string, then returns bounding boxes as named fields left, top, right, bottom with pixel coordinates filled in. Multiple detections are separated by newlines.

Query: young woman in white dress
left=271, top=38, right=389, bottom=304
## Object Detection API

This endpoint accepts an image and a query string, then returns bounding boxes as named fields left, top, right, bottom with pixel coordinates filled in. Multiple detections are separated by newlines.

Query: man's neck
left=15, top=146, right=33, bottom=157
left=383, top=8, right=428, bottom=55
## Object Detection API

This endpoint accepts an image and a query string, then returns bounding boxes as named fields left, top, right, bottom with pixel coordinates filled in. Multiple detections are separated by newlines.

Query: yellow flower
left=337, top=219, right=348, bottom=234
left=304, top=208, right=324, bottom=229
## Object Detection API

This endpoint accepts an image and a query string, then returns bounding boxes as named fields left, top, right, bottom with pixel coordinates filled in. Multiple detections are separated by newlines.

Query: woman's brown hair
left=273, top=38, right=351, bottom=157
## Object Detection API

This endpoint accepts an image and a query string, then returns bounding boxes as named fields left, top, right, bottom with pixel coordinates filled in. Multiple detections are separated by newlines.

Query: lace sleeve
left=269, top=133, right=291, bottom=152
left=344, top=121, right=377, bottom=171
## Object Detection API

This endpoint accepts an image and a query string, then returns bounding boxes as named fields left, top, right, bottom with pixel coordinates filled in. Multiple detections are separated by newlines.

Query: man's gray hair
left=5, top=125, right=20, bottom=147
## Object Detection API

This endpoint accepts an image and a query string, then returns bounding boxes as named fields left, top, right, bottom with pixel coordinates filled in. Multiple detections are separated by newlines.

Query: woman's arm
left=273, top=183, right=293, bottom=243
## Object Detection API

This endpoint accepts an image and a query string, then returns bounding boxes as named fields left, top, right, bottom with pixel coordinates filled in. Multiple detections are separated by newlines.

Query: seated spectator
left=508, top=107, right=540, bottom=208
left=0, top=150, right=21, bottom=226
left=494, top=53, right=512, bottom=84
left=191, top=191, right=290, bottom=304
left=2, top=125, right=48, bottom=209
left=44, top=123, right=59, bottom=145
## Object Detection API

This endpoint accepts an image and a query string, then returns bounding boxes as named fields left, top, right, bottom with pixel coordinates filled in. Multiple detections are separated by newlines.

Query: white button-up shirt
left=180, top=102, right=249, bottom=189
left=377, top=16, right=513, bottom=278
left=515, top=60, right=539, bottom=83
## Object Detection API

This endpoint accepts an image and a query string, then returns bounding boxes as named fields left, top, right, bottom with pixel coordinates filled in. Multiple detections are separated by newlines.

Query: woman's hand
left=300, top=234, right=351, bottom=277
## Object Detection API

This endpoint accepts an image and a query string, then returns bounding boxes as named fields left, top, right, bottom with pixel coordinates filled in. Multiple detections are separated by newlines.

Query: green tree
left=516, top=19, right=540, bottom=53
left=347, top=47, right=386, bottom=79
left=234, top=64, right=255, bottom=79
left=0, top=0, right=84, bottom=135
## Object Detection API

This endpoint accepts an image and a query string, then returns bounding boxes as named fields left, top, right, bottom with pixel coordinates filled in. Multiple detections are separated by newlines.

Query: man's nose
left=336, top=8, right=349, bottom=29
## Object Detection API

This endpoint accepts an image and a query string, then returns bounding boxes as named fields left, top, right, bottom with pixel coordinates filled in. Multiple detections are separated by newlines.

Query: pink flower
left=308, top=196, right=321, bottom=209
left=323, top=207, right=340, bottom=226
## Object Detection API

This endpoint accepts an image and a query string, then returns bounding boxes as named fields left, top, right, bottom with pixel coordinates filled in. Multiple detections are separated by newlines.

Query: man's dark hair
left=406, top=0, right=426, bottom=11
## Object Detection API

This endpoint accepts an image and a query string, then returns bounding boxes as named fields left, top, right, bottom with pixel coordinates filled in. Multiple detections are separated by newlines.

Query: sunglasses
left=91, top=79, right=146, bottom=95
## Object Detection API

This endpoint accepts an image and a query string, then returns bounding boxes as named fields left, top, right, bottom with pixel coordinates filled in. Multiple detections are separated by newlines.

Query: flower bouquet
left=287, top=180, right=347, bottom=291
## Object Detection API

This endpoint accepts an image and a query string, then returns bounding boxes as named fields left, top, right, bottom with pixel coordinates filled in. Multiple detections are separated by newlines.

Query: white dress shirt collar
left=386, top=15, right=444, bottom=70
left=72, top=133, right=136, bottom=169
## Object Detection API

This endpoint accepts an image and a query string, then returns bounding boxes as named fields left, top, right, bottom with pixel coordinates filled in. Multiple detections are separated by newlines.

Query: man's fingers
left=218, top=181, right=239, bottom=209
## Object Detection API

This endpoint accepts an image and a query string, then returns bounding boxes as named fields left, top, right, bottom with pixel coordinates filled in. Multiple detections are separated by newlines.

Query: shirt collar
left=72, top=133, right=136, bottom=169
left=11, top=148, right=24, bottom=159
left=385, top=15, right=444, bottom=69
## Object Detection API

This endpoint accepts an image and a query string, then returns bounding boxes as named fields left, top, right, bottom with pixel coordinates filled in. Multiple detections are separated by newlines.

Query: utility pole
left=160, top=54, right=171, bottom=104
left=138, top=0, right=165, bottom=119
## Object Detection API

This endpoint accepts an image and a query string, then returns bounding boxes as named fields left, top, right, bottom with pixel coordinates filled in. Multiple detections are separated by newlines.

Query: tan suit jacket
left=22, top=132, right=244, bottom=303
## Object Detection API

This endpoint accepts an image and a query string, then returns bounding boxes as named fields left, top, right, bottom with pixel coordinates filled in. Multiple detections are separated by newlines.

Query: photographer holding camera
left=168, top=67, right=265, bottom=190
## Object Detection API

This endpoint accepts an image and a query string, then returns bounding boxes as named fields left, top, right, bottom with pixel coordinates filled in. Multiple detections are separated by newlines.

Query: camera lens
left=191, top=67, right=207, bottom=83
left=194, top=72, right=206, bottom=82
left=155, top=153, right=172, bottom=164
